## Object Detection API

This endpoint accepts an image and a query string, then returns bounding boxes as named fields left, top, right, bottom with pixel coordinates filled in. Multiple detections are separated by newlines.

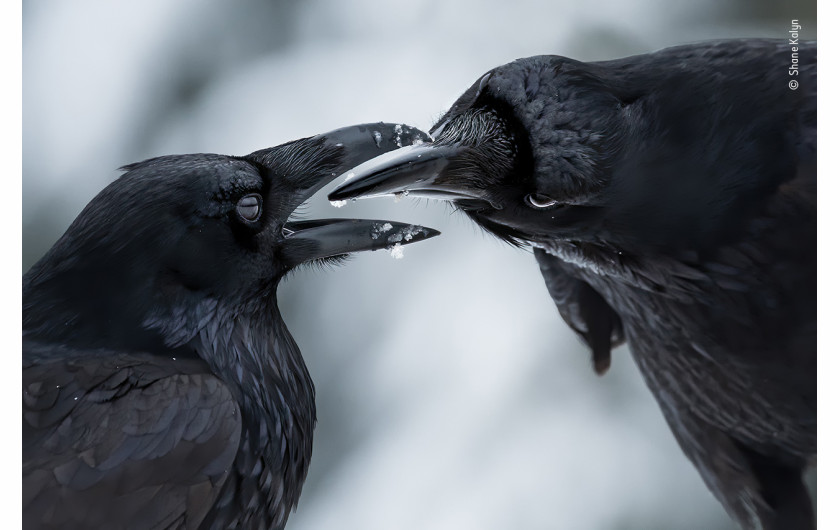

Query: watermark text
left=789, top=20, right=801, bottom=89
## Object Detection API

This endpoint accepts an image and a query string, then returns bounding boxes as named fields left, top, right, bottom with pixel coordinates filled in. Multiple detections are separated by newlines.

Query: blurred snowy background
left=23, top=1, right=816, bottom=529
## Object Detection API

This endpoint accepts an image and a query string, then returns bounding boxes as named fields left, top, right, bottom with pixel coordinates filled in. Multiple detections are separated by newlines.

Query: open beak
left=282, top=218, right=439, bottom=259
left=262, top=122, right=441, bottom=260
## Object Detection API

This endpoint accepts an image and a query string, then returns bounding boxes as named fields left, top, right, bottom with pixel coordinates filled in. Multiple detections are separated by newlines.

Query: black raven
left=23, top=123, right=439, bottom=529
left=329, top=40, right=816, bottom=529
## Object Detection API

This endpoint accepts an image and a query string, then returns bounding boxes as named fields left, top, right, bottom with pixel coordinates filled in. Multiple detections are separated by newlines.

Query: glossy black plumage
left=330, top=40, right=816, bottom=529
left=23, top=123, right=439, bottom=529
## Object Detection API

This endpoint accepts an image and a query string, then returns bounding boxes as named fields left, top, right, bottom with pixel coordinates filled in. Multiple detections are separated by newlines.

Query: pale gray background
left=23, top=1, right=816, bottom=528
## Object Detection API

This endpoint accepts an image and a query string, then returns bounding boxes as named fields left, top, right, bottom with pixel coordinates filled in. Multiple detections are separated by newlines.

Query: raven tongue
left=282, top=218, right=439, bottom=260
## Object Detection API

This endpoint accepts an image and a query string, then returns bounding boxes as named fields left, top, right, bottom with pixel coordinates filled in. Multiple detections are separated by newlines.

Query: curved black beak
left=326, top=142, right=488, bottom=203
left=326, top=113, right=510, bottom=210
left=313, top=122, right=430, bottom=173
left=252, top=122, right=441, bottom=260
left=248, top=122, right=432, bottom=206
left=282, top=218, right=439, bottom=260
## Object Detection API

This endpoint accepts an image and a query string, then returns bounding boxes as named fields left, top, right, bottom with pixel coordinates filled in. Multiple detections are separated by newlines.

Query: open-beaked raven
left=23, top=123, right=439, bottom=529
left=329, top=40, right=817, bottom=529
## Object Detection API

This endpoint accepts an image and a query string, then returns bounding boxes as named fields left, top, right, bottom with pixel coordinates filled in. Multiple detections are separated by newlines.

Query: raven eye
left=525, top=193, right=559, bottom=209
left=236, top=194, right=262, bottom=221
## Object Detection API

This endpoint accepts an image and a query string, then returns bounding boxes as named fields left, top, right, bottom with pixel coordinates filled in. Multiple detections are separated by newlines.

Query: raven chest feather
left=548, top=238, right=815, bottom=460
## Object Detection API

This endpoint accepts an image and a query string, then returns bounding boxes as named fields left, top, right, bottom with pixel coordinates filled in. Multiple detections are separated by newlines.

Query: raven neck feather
left=151, top=291, right=316, bottom=520
left=192, top=293, right=315, bottom=459
left=537, top=239, right=711, bottom=301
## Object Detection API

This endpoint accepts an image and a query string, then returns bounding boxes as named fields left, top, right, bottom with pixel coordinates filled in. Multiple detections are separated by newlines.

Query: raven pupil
left=525, top=193, right=559, bottom=209
left=237, top=194, right=262, bottom=221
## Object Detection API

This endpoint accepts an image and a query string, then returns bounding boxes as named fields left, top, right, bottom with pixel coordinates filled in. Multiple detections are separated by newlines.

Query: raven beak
left=248, top=122, right=432, bottom=205
left=270, top=122, right=441, bottom=260
left=326, top=142, right=494, bottom=206
left=282, top=218, right=439, bottom=260
left=313, top=122, right=430, bottom=174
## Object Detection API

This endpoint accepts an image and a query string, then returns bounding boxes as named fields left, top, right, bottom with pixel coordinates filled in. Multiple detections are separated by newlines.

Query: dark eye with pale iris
left=525, top=193, right=559, bottom=209
left=236, top=194, right=262, bottom=222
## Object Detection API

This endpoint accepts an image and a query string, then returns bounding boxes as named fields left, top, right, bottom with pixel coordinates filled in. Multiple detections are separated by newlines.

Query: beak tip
left=409, top=226, right=442, bottom=241
left=328, top=170, right=391, bottom=202
left=383, top=223, right=442, bottom=245
left=326, top=185, right=353, bottom=202
left=390, top=123, right=432, bottom=147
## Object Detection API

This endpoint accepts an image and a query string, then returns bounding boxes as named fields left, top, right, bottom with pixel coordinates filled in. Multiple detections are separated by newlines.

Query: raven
left=23, top=123, right=439, bottom=529
left=329, top=40, right=817, bottom=529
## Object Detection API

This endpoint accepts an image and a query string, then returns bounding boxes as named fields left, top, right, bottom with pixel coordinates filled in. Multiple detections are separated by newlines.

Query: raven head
left=23, top=124, right=439, bottom=350
left=328, top=57, right=631, bottom=249
left=328, top=53, right=789, bottom=256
